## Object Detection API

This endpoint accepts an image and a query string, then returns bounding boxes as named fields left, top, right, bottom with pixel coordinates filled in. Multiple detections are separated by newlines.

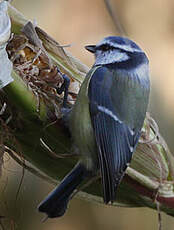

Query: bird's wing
left=88, top=66, right=149, bottom=203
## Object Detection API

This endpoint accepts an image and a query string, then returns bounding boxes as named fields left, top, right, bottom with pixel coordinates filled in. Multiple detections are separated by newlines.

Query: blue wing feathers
left=88, top=67, right=141, bottom=203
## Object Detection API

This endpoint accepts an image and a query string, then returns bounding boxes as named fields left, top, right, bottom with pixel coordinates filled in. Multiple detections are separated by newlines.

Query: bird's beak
left=85, top=45, right=96, bottom=53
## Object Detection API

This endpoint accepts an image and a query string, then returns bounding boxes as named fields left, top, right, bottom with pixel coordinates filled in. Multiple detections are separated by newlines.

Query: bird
left=38, top=36, right=150, bottom=218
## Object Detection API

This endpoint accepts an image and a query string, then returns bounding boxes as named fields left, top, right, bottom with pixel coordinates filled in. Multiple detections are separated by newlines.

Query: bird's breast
left=70, top=67, right=99, bottom=170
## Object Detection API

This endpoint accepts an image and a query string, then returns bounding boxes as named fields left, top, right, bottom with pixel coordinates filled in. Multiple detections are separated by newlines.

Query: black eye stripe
left=97, top=44, right=125, bottom=52
left=98, top=44, right=112, bottom=51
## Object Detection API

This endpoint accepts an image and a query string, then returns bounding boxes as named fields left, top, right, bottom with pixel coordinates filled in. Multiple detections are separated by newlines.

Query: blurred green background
left=1, top=0, right=174, bottom=229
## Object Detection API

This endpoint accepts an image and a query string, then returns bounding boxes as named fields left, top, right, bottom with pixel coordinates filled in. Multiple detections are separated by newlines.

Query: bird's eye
left=99, top=44, right=111, bottom=51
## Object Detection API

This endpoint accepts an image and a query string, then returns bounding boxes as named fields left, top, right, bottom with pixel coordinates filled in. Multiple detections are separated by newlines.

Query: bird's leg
left=56, top=73, right=70, bottom=108
left=56, top=69, right=72, bottom=133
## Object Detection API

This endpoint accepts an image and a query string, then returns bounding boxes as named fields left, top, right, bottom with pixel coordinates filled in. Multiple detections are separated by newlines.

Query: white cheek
left=95, top=50, right=129, bottom=65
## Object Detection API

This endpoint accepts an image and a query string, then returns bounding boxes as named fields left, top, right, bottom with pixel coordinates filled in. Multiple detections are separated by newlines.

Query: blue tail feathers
left=38, top=163, right=87, bottom=218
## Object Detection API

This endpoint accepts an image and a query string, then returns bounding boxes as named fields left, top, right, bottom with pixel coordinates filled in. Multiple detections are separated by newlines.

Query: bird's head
left=85, top=36, right=148, bottom=68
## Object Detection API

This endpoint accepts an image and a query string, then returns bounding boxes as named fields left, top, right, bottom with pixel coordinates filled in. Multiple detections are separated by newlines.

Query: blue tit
left=38, top=36, right=150, bottom=218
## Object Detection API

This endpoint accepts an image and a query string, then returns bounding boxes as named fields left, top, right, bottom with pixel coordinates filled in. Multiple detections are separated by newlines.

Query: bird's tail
left=38, top=163, right=87, bottom=218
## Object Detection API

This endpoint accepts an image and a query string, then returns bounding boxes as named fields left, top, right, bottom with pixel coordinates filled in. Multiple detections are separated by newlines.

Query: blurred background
left=1, top=0, right=174, bottom=229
